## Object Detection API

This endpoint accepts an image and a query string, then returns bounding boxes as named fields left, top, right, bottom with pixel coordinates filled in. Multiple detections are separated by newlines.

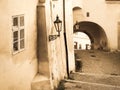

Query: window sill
left=12, top=49, right=25, bottom=55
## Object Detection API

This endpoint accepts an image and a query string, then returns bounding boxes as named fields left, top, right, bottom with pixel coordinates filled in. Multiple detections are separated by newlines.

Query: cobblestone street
left=57, top=50, right=120, bottom=90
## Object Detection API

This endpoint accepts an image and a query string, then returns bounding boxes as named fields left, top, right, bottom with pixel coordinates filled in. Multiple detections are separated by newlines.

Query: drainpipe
left=63, top=0, right=70, bottom=78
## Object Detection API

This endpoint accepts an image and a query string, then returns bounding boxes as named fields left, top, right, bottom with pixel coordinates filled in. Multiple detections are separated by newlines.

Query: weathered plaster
left=0, top=0, right=38, bottom=90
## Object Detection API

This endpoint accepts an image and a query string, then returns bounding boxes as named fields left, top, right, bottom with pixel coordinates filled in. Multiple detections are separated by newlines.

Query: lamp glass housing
left=54, top=16, right=62, bottom=36
left=75, top=21, right=79, bottom=30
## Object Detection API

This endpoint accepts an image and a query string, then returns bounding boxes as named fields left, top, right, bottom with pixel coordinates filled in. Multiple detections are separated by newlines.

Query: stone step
left=31, top=74, right=52, bottom=90
left=70, top=72, right=120, bottom=86
left=63, top=79, right=120, bottom=90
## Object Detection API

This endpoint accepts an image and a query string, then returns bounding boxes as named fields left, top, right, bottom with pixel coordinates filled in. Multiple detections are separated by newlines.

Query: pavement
left=57, top=50, right=120, bottom=90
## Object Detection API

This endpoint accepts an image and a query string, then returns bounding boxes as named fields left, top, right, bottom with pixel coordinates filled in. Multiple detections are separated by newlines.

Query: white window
left=12, top=15, right=25, bottom=54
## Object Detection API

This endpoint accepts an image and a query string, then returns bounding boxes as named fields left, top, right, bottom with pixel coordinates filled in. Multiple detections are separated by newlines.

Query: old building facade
left=73, top=0, right=120, bottom=50
left=0, top=0, right=120, bottom=90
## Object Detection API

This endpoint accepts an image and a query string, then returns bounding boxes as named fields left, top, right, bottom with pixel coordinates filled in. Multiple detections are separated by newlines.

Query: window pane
left=13, top=17, right=18, bottom=26
left=13, top=31, right=18, bottom=41
left=13, top=42, right=18, bottom=51
left=20, top=39, right=24, bottom=49
left=20, top=16, right=24, bottom=26
left=20, top=29, right=24, bottom=39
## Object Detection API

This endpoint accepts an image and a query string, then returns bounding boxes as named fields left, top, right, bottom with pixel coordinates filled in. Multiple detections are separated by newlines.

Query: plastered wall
left=0, top=0, right=38, bottom=90
left=37, top=0, right=73, bottom=88
left=65, top=0, right=75, bottom=73
left=0, top=0, right=76, bottom=89
left=48, top=0, right=71, bottom=87
left=37, top=0, right=75, bottom=88
left=4, top=0, right=120, bottom=89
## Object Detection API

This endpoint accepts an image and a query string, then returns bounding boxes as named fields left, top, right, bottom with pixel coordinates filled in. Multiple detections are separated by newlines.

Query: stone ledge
left=31, top=74, right=52, bottom=90
left=64, top=79, right=120, bottom=90
left=70, top=72, right=120, bottom=86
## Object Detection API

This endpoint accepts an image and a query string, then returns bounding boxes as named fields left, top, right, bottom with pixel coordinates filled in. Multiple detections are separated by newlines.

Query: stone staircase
left=57, top=50, right=120, bottom=90
left=57, top=72, right=120, bottom=90
left=31, top=74, right=51, bottom=90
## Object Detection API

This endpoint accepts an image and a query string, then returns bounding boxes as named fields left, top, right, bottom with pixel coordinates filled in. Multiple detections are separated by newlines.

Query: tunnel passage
left=74, top=21, right=108, bottom=50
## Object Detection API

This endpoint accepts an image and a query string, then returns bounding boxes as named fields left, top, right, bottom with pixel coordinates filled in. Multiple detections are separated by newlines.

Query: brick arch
left=73, top=21, right=108, bottom=50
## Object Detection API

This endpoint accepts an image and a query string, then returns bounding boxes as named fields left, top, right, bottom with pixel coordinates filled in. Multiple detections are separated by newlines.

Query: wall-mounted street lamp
left=49, top=15, right=62, bottom=41
left=74, top=21, right=79, bottom=30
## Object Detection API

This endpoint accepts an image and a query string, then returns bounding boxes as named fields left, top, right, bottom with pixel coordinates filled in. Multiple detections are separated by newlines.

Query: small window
left=12, top=15, right=25, bottom=54
left=20, top=16, right=24, bottom=26
left=13, top=17, right=18, bottom=26
left=86, top=12, right=90, bottom=17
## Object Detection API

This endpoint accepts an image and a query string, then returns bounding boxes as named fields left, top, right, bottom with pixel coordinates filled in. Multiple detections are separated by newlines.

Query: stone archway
left=74, top=21, right=108, bottom=50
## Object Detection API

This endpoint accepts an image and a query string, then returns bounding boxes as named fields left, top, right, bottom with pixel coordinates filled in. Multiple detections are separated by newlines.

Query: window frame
left=12, top=14, right=25, bottom=54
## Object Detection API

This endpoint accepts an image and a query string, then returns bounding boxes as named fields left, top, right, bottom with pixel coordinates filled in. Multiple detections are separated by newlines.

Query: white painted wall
left=43, top=1, right=76, bottom=88
left=0, top=0, right=38, bottom=90
left=72, top=0, right=83, bottom=8
left=65, top=0, right=75, bottom=73
left=0, top=0, right=76, bottom=89
left=42, top=0, right=68, bottom=88
left=2, top=0, right=120, bottom=89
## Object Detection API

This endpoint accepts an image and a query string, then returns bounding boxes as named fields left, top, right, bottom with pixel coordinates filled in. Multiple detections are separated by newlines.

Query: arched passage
left=74, top=21, right=108, bottom=50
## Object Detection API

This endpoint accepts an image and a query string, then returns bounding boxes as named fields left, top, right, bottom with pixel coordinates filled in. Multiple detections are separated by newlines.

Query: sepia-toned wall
left=0, top=0, right=38, bottom=90
left=0, top=0, right=76, bottom=89
left=72, top=0, right=120, bottom=76
left=37, top=0, right=66, bottom=88
left=2, top=0, right=120, bottom=90
left=64, top=0, right=75, bottom=74
left=44, top=0, right=75, bottom=88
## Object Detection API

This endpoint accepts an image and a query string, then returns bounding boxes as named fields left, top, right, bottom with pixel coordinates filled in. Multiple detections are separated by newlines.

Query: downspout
left=63, top=0, right=70, bottom=78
